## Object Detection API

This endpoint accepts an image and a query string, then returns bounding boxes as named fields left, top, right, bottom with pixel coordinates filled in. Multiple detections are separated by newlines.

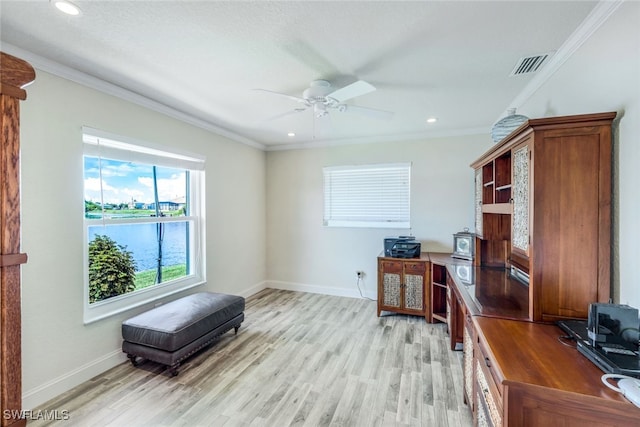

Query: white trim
left=238, top=281, right=269, bottom=298
left=266, top=280, right=376, bottom=300
left=83, top=280, right=206, bottom=325
left=22, top=349, right=127, bottom=411
left=0, top=43, right=265, bottom=151
left=22, top=280, right=270, bottom=409
left=82, top=131, right=207, bottom=324
left=501, top=0, right=624, bottom=119
left=0, top=43, right=489, bottom=151
left=265, top=126, right=490, bottom=151
left=83, top=127, right=206, bottom=170
left=2, top=1, right=620, bottom=153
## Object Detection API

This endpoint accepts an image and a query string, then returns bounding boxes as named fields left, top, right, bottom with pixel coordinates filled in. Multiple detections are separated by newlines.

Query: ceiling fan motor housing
left=303, top=80, right=337, bottom=107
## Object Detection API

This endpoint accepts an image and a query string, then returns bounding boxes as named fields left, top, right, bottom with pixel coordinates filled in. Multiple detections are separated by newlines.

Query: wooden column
left=0, top=52, right=35, bottom=427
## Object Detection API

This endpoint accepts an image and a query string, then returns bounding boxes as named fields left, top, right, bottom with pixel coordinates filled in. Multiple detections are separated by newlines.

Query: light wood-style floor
left=28, top=289, right=473, bottom=426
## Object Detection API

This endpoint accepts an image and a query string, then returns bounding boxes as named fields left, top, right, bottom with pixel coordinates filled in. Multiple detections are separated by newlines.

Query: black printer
left=384, top=236, right=421, bottom=258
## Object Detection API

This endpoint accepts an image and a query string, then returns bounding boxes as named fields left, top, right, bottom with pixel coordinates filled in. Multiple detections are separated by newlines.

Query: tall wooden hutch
left=471, top=112, right=615, bottom=322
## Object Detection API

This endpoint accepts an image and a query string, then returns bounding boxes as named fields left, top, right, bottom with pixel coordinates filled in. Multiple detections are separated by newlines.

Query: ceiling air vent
left=510, top=53, right=552, bottom=76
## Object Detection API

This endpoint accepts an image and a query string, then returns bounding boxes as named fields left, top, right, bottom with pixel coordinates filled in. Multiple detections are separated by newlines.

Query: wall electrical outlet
left=356, top=271, right=364, bottom=278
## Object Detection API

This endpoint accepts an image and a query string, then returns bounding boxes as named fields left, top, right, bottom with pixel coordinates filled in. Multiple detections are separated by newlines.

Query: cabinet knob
left=485, top=357, right=491, bottom=368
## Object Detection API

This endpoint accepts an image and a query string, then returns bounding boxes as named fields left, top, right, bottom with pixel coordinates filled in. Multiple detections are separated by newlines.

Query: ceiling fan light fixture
left=51, top=0, right=82, bottom=16
left=314, top=103, right=328, bottom=118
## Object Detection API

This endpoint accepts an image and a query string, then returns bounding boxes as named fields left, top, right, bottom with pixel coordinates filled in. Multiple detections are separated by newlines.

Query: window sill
left=83, top=278, right=205, bottom=324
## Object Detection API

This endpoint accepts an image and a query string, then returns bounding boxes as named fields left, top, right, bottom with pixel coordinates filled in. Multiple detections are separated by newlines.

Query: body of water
left=88, top=222, right=187, bottom=271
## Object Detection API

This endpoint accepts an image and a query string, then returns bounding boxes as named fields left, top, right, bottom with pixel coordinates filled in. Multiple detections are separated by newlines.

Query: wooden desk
left=473, top=316, right=640, bottom=426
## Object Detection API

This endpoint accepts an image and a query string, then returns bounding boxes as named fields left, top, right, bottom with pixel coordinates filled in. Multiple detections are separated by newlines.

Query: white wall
left=517, top=1, right=640, bottom=308
left=19, top=71, right=266, bottom=408
left=264, top=1, right=640, bottom=309
left=266, top=135, right=487, bottom=299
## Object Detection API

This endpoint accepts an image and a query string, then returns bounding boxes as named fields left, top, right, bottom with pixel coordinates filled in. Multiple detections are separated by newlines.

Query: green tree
left=88, top=235, right=137, bottom=303
left=84, top=200, right=100, bottom=212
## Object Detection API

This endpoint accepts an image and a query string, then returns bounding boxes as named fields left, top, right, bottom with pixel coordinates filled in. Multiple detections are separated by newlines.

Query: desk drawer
left=477, top=336, right=503, bottom=398
left=380, top=260, right=403, bottom=273
left=404, top=261, right=426, bottom=274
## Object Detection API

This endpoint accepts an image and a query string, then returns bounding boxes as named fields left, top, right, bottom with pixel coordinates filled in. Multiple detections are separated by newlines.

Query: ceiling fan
left=254, top=79, right=394, bottom=120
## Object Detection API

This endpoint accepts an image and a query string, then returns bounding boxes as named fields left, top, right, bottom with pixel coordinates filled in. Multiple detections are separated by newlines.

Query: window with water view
left=83, top=128, right=205, bottom=322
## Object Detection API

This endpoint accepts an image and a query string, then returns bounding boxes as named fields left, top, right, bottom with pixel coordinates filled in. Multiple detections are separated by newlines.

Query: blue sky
left=84, top=157, right=186, bottom=205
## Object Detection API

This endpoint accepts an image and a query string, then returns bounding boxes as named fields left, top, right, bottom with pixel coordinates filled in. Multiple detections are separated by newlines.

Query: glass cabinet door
left=382, top=272, right=402, bottom=308
left=404, top=273, right=424, bottom=311
left=512, top=144, right=530, bottom=255
left=475, top=168, right=483, bottom=237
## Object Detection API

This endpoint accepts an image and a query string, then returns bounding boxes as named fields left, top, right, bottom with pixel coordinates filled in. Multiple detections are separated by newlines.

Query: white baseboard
left=266, top=280, right=377, bottom=300
left=239, top=280, right=269, bottom=298
left=22, top=349, right=127, bottom=410
left=22, top=280, right=269, bottom=410
left=21, top=280, right=372, bottom=410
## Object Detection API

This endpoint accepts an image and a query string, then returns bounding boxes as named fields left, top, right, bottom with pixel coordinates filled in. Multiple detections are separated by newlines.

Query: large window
left=83, top=127, right=205, bottom=323
left=323, top=163, right=411, bottom=228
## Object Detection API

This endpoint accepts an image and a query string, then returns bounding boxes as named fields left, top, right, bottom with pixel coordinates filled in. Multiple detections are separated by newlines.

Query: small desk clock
left=452, top=228, right=475, bottom=260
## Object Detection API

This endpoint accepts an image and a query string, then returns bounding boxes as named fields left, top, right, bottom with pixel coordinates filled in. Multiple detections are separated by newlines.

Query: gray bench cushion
left=122, top=292, right=245, bottom=352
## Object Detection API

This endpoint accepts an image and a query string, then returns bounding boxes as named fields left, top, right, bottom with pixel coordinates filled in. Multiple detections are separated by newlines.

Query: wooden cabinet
left=462, top=311, right=474, bottom=411
left=480, top=151, right=512, bottom=210
left=471, top=112, right=615, bottom=322
left=468, top=316, right=640, bottom=426
left=447, top=271, right=465, bottom=351
left=430, top=261, right=447, bottom=323
left=377, top=255, right=429, bottom=319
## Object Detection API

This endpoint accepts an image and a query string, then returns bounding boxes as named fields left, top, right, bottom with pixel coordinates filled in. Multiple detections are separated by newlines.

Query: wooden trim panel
left=1, top=51, right=35, bottom=427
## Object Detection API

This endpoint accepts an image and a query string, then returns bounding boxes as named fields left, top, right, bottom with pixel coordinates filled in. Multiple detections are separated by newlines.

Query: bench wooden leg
left=127, top=353, right=141, bottom=367
left=168, top=363, right=180, bottom=377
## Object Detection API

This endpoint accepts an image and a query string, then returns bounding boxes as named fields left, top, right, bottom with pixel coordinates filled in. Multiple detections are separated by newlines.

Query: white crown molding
left=265, top=126, right=490, bottom=151
left=5, top=0, right=619, bottom=155
left=501, top=0, right=624, bottom=120
left=0, top=43, right=266, bottom=151
left=0, top=43, right=491, bottom=152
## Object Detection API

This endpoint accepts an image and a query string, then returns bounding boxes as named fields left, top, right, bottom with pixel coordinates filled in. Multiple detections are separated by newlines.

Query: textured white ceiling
left=0, top=1, right=603, bottom=149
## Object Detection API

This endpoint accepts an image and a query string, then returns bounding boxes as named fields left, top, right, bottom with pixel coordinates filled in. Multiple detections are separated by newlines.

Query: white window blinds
left=323, top=163, right=411, bottom=228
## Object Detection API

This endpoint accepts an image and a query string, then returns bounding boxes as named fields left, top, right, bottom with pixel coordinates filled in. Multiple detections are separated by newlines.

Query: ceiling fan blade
left=263, top=107, right=308, bottom=122
left=252, top=88, right=309, bottom=105
left=282, top=39, right=341, bottom=77
left=340, top=104, right=394, bottom=120
left=327, top=80, right=376, bottom=103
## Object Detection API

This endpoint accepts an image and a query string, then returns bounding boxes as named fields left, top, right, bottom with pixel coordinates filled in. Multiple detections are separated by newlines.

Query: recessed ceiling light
left=51, top=0, right=82, bottom=16
left=287, top=132, right=295, bottom=137
left=426, top=117, right=437, bottom=124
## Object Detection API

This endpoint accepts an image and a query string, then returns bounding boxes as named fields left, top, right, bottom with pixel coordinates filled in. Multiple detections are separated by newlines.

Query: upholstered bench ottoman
left=122, top=292, right=244, bottom=376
